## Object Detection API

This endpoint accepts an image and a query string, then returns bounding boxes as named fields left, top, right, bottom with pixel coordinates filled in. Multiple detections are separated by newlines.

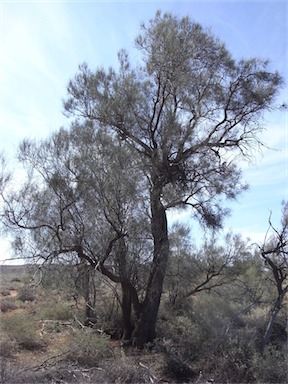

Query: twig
left=8, top=347, right=76, bottom=382
left=31, top=348, right=73, bottom=371
left=29, top=265, right=43, bottom=287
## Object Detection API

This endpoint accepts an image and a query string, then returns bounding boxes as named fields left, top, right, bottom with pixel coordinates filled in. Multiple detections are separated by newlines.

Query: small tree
left=64, top=11, right=283, bottom=347
left=1, top=125, right=151, bottom=339
left=166, top=228, right=257, bottom=310
left=259, top=202, right=288, bottom=353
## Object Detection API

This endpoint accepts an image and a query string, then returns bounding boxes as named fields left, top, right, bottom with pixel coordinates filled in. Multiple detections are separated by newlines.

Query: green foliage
left=38, top=302, right=72, bottom=321
left=253, top=345, right=288, bottom=384
left=0, top=337, right=17, bottom=358
left=0, top=299, right=17, bottom=313
left=1, top=289, right=11, bottom=297
left=67, top=331, right=114, bottom=367
left=0, top=312, right=45, bottom=351
left=158, top=289, right=287, bottom=383
left=17, top=287, right=36, bottom=302
left=40, top=264, right=76, bottom=291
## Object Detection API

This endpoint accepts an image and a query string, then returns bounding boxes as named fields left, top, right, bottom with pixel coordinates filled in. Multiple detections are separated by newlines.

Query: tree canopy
left=0, top=11, right=284, bottom=348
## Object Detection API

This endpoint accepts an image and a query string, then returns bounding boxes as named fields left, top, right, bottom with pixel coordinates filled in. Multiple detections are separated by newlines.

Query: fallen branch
left=139, top=362, right=159, bottom=384
left=73, top=315, right=85, bottom=329
left=8, top=347, right=75, bottom=382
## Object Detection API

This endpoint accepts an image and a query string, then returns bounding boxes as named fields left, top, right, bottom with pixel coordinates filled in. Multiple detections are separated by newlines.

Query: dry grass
left=0, top=266, right=167, bottom=383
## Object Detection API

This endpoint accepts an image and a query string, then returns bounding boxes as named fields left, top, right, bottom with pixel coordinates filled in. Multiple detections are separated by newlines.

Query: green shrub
left=1, top=289, right=11, bottom=296
left=253, top=345, right=288, bottom=384
left=17, top=287, right=36, bottom=302
left=0, top=312, right=45, bottom=351
left=207, top=331, right=256, bottom=383
left=101, top=357, right=148, bottom=383
left=67, top=330, right=114, bottom=367
left=0, top=337, right=17, bottom=358
left=38, top=302, right=72, bottom=321
left=157, top=314, right=204, bottom=382
left=0, top=300, right=17, bottom=313
left=158, top=289, right=288, bottom=383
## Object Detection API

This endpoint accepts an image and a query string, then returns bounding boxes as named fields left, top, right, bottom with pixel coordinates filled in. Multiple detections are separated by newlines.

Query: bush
left=157, top=290, right=288, bottom=383
left=38, top=302, right=72, bottom=321
left=10, top=277, right=21, bottom=283
left=101, top=358, right=148, bottom=383
left=0, top=312, right=45, bottom=351
left=0, top=300, right=17, bottom=313
left=0, top=337, right=17, bottom=358
left=1, top=289, right=11, bottom=296
left=207, top=331, right=256, bottom=383
left=67, top=330, right=114, bottom=367
left=17, top=287, right=36, bottom=302
left=253, top=345, right=288, bottom=384
left=157, top=314, right=203, bottom=382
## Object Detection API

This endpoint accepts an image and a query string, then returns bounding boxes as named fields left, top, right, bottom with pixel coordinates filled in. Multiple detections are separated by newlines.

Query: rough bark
left=121, top=281, right=133, bottom=340
left=76, top=261, right=96, bottom=323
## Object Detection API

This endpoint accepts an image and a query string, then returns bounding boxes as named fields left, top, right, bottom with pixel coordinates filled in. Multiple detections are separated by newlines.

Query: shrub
left=0, top=337, right=17, bottom=358
left=207, top=331, right=256, bottom=383
left=17, top=287, right=36, bottom=302
left=10, top=277, right=21, bottom=283
left=101, top=358, right=148, bottom=383
left=157, top=314, right=203, bottom=382
left=253, top=345, right=288, bottom=384
left=67, top=330, right=114, bottom=367
left=158, top=291, right=288, bottom=383
left=0, top=312, right=45, bottom=351
left=1, top=289, right=11, bottom=296
left=38, top=302, right=72, bottom=321
left=0, top=300, right=17, bottom=313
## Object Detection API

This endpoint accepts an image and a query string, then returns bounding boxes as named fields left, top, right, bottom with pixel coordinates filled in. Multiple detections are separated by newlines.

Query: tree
left=259, top=202, right=288, bottom=353
left=166, top=229, right=252, bottom=307
left=1, top=124, right=152, bottom=340
left=63, top=11, right=283, bottom=347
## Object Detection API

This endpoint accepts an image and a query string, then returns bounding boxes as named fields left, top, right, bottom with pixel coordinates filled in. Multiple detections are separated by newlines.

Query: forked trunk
left=132, top=182, right=169, bottom=348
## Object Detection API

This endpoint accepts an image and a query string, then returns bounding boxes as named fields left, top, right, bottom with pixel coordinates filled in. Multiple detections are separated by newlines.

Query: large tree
left=63, top=11, right=283, bottom=347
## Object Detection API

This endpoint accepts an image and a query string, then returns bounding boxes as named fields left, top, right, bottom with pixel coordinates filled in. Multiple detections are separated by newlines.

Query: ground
left=0, top=265, right=198, bottom=384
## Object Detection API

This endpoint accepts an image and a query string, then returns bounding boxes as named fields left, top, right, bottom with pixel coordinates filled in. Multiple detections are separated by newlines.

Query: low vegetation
left=0, top=255, right=287, bottom=383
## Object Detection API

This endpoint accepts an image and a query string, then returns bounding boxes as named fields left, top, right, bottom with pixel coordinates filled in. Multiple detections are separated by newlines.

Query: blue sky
left=0, top=0, right=287, bottom=262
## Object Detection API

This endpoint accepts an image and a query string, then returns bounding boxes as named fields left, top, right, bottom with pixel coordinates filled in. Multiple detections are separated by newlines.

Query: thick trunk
left=132, top=181, right=169, bottom=348
left=83, top=268, right=94, bottom=320
left=121, top=281, right=133, bottom=340
left=76, top=261, right=97, bottom=324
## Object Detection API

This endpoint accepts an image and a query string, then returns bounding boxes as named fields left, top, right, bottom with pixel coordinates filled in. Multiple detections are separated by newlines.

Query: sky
left=0, top=0, right=287, bottom=263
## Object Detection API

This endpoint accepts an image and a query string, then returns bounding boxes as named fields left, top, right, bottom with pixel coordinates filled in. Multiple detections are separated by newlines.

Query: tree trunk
left=132, top=181, right=169, bottom=348
left=260, top=289, right=287, bottom=354
left=121, top=281, right=133, bottom=340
